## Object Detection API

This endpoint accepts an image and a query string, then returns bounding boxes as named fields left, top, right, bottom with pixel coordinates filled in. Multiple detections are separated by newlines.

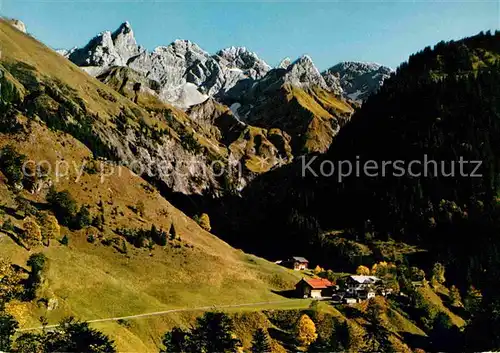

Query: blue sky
left=2, top=0, right=498, bottom=70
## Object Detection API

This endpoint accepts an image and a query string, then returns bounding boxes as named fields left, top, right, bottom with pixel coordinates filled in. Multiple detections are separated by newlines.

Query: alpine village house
left=296, top=278, right=334, bottom=298
left=296, top=275, right=386, bottom=302
left=281, top=257, right=309, bottom=270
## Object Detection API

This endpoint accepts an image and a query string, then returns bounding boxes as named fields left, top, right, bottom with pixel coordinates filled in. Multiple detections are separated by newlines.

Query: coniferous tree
left=169, top=223, right=177, bottom=241
left=61, top=234, right=69, bottom=246
left=2, top=218, right=14, bottom=233
left=160, top=327, right=192, bottom=353
left=307, top=335, right=331, bottom=353
left=0, top=312, right=18, bottom=352
left=12, top=332, right=44, bottom=352
left=42, top=317, right=116, bottom=352
left=47, top=187, right=77, bottom=226
left=160, top=312, right=240, bottom=353
left=191, top=312, right=241, bottom=352
left=251, top=328, right=271, bottom=353
left=74, top=206, right=91, bottom=229
left=25, top=253, right=47, bottom=299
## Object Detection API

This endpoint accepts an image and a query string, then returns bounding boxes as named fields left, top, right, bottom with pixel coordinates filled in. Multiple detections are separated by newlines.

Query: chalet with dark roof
left=283, top=257, right=309, bottom=270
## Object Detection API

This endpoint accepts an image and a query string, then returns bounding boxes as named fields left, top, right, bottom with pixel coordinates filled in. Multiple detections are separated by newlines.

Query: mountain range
left=59, top=22, right=392, bottom=108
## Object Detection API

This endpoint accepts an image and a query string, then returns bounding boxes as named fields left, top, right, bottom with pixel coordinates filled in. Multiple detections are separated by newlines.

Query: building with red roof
left=295, top=278, right=334, bottom=298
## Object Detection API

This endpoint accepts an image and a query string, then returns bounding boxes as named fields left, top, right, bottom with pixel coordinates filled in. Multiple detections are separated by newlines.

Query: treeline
left=115, top=223, right=180, bottom=249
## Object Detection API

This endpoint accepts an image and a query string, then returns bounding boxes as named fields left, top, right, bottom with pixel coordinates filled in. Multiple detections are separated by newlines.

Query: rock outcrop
left=322, top=61, right=392, bottom=102
left=9, top=19, right=26, bottom=33
left=277, top=57, right=292, bottom=69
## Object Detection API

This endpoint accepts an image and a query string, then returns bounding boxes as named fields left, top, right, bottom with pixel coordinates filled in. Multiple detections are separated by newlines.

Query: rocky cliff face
left=282, top=55, right=330, bottom=91
left=68, top=22, right=142, bottom=76
left=65, top=22, right=271, bottom=108
left=215, top=46, right=271, bottom=81
left=322, top=61, right=392, bottom=102
left=277, top=57, right=292, bottom=69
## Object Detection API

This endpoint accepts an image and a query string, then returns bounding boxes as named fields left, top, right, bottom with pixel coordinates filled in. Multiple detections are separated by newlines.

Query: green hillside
left=0, top=19, right=307, bottom=351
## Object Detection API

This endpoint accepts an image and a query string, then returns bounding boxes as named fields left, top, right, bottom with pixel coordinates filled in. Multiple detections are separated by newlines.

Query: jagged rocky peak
left=167, top=39, right=208, bottom=58
left=334, top=61, right=391, bottom=73
left=9, top=19, right=26, bottom=33
left=277, top=57, right=292, bottom=69
left=215, top=46, right=271, bottom=78
left=228, top=54, right=337, bottom=101
left=323, top=61, right=393, bottom=102
left=283, top=55, right=328, bottom=90
left=68, top=21, right=141, bottom=69
left=110, top=21, right=140, bottom=58
left=322, top=70, right=343, bottom=96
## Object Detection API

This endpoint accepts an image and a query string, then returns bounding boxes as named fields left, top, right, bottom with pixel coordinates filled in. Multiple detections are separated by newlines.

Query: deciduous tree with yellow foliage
left=356, top=265, right=370, bottom=275
left=22, top=217, right=42, bottom=248
left=296, top=314, right=317, bottom=346
left=197, top=213, right=211, bottom=232
left=313, top=265, right=323, bottom=275
left=38, top=213, right=60, bottom=246
left=0, top=259, right=23, bottom=303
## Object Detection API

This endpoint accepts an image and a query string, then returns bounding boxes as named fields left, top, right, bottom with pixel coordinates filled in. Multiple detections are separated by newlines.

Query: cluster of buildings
left=295, top=275, right=386, bottom=303
left=280, top=256, right=390, bottom=303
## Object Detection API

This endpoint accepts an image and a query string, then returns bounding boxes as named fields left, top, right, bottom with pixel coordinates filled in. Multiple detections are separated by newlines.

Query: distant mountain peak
left=215, top=46, right=271, bottom=75
left=294, top=54, right=314, bottom=64
left=277, top=57, right=292, bottom=69
left=167, top=39, right=208, bottom=57
left=67, top=21, right=140, bottom=71
left=113, top=21, right=133, bottom=35
left=323, top=61, right=393, bottom=102
left=120, top=20, right=132, bottom=29
left=218, top=46, right=249, bottom=56
left=283, top=54, right=328, bottom=90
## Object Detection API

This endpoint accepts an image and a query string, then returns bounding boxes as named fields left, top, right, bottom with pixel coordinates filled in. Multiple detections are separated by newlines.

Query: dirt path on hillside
left=17, top=299, right=294, bottom=331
